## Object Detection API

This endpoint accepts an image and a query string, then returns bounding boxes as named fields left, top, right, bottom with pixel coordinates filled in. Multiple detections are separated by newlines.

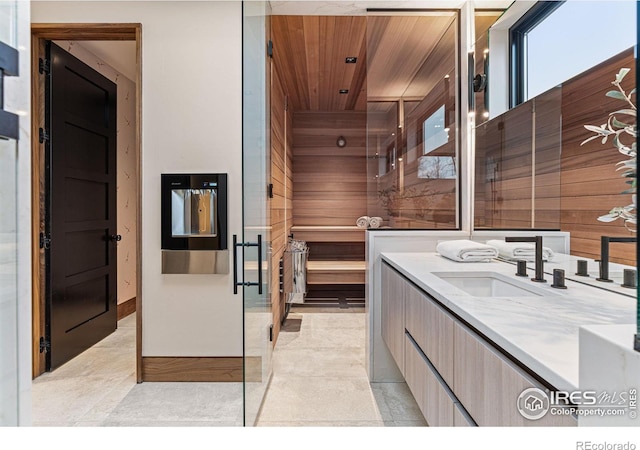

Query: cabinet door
left=453, top=324, right=576, bottom=427
left=453, top=402, right=475, bottom=426
left=405, top=284, right=454, bottom=387
left=381, top=263, right=405, bottom=373
left=405, top=334, right=455, bottom=426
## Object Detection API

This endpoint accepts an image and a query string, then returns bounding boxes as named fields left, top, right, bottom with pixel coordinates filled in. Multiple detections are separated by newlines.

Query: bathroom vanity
left=379, top=252, right=636, bottom=427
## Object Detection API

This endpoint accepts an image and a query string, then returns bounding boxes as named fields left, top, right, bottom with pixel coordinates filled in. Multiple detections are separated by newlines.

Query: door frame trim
left=31, top=23, right=143, bottom=381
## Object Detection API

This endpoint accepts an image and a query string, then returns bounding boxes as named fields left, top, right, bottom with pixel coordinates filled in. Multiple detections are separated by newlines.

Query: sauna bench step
left=290, top=226, right=366, bottom=243
left=306, top=260, right=366, bottom=285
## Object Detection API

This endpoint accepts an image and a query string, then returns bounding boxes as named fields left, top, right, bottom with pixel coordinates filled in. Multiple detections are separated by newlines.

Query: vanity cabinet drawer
left=453, top=402, right=475, bottom=426
left=381, top=263, right=405, bottom=373
left=453, top=323, right=576, bottom=427
left=405, top=283, right=454, bottom=387
left=404, top=333, right=455, bottom=426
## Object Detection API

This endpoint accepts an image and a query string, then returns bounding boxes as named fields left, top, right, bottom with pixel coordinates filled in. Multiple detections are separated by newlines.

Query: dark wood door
left=46, top=42, right=118, bottom=370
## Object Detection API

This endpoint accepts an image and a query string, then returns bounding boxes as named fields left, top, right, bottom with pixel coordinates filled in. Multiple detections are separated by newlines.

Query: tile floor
left=31, top=308, right=426, bottom=427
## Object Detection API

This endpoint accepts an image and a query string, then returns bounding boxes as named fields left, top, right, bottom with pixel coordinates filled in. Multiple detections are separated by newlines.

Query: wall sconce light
left=336, top=136, right=347, bottom=148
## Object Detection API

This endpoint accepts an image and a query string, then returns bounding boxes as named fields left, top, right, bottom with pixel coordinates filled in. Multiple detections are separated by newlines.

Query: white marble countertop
left=380, top=252, right=637, bottom=392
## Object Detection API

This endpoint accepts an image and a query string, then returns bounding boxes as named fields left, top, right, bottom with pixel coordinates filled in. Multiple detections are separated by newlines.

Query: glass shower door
left=241, top=0, right=272, bottom=426
left=0, top=0, right=20, bottom=426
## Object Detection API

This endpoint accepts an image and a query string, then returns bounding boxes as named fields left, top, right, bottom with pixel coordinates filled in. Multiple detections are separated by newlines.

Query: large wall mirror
left=367, top=11, right=460, bottom=229
left=473, top=1, right=637, bottom=294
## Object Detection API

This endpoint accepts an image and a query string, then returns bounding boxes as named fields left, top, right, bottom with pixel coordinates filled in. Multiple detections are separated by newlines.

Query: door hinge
left=39, top=232, right=51, bottom=249
left=39, top=128, right=49, bottom=144
left=267, top=40, right=273, bottom=58
left=39, top=337, right=50, bottom=353
left=268, top=183, right=274, bottom=199
left=269, top=324, right=274, bottom=342
left=39, top=58, right=50, bottom=75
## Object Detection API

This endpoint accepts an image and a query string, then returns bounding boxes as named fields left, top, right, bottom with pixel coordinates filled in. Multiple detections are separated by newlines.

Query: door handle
left=257, top=234, right=263, bottom=295
left=233, top=234, right=239, bottom=294
left=233, top=233, right=263, bottom=295
left=109, top=234, right=122, bottom=241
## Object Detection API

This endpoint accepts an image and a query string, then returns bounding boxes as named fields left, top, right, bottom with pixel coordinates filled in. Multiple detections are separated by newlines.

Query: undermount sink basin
left=433, top=271, right=545, bottom=297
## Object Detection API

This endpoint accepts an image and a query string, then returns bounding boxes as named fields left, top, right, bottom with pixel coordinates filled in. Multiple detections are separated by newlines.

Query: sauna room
left=268, top=11, right=503, bottom=324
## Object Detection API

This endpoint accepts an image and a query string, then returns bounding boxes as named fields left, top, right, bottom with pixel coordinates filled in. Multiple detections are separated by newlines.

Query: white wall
left=31, top=1, right=244, bottom=357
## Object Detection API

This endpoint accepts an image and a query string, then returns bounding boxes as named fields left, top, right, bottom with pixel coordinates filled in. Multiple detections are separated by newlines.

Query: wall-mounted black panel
left=161, top=173, right=228, bottom=251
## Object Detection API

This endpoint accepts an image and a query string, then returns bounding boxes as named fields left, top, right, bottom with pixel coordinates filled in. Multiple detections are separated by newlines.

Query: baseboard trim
left=117, top=296, right=136, bottom=320
left=140, top=356, right=264, bottom=382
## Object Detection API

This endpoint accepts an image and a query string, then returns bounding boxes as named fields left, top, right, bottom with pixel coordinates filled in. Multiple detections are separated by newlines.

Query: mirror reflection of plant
left=581, top=68, right=636, bottom=232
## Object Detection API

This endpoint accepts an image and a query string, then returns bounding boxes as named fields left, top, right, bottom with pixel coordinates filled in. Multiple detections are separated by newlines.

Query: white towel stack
left=356, top=216, right=370, bottom=228
left=436, top=240, right=499, bottom=262
left=369, top=217, right=382, bottom=228
left=486, top=240, right=554, bottom=262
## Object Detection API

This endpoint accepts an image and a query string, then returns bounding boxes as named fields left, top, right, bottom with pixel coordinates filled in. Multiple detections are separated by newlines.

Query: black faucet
left=596, top=236, right=637, bottom=282
left=505, top=236, right=546, bottom=283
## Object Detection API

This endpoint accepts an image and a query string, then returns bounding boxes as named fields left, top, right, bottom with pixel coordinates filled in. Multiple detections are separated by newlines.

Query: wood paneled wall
left=475, top=49, right=636, bottom=266
left=561, top=49, right=636, bottom=266
left=292, top=111, right=368, bottom=227
left=269, top=64, right=293, bottom=343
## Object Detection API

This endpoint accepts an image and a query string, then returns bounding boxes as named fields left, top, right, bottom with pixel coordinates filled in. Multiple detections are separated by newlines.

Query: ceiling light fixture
left=339, top=89, right=349, bottom=94
left=345, top=57, right=357, bottom=63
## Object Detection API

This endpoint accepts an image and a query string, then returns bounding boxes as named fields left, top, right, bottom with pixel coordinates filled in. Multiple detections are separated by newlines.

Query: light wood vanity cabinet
left=405, top=282, right=454, bottom=387
left=404, top=334, right=456, bottom=426
left=380, top=261, right=577, bottom=427
left=381, top=263, right=405, bottom=373
left=453, top=324, right=576, bottom=427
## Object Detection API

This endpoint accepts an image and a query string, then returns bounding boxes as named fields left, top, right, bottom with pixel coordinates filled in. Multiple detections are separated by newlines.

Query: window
left=511, top=0, right=636, bottom=105
left=422, top=105, right=449, bottom=155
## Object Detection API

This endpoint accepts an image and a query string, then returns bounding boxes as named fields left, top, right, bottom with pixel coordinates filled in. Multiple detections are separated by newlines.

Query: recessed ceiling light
left=339, top=89, right=349, bottom=94
left=345, top=57, right=357, bottom=63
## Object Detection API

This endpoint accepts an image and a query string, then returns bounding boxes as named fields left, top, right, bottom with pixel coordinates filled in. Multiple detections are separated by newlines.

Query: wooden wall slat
left=269, top=63, right=292, bottom=343
left=560, top=49, right=636, bottom=264
left=292, top=111, right=367, bottom=227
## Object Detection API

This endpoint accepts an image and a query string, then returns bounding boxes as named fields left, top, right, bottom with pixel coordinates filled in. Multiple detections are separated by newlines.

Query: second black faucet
left=505, top=236, right=546, bottom=283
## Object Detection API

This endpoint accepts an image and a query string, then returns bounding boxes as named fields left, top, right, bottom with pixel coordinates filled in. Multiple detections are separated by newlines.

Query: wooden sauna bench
left=290, top=226, right=366, bottom=286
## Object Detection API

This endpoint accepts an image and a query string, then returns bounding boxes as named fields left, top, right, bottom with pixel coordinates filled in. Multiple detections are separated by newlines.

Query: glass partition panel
left=532, top=87, right=561, bottom=230
left=366, top=12, right=459, bottom=229
left=474, top=99, right=534, bottom=229
left=0, top=137, right=18, bottom=426
left=242, top=0, right=272, bottom=426
left=0, top=0, right=19, bottom=426
left=474, top=88, right=562, bottom=230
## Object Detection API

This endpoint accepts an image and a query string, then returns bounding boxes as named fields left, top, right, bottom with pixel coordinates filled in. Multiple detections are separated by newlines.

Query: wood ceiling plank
left=273, top=14, right=455, bottom=112
left=303, top=16, right=320, bottom=110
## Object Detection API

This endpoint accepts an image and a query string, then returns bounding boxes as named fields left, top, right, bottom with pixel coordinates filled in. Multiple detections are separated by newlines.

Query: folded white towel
left=356, top=216, right=370, bottom=228
left=436, top=240, right=498, bottom=262
left=486, top=240, right=554, bottom=262
left=369, top=217, right=382, bottom=228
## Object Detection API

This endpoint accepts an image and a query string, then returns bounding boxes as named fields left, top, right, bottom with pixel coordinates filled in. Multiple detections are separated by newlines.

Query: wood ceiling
left=271, top=13, right=458, bottom=113
left=272, top=16, right=368, bottom=112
